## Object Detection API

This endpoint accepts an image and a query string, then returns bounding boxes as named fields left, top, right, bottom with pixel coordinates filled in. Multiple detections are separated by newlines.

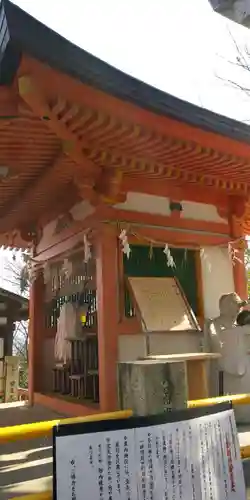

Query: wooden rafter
left=21, top=57, right=250, bottom=161
left=46, top=94, right=250, bottom=194
left=18, top=75, right=125, bottom=205
left=0, top=85, right=18, bottom=118
left=0, top=146, right=57, bottom=221
left=0, top=69, right=245, bottom=240
left=18, top=75, right=99, bottom=180
left=18, top=77, right=250, bottom=196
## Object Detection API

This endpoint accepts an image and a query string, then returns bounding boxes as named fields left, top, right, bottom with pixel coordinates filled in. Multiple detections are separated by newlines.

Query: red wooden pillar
left=229, top=211, right=248, bottom=301
left=96, top=224, right=119, bottom=412
left=28, top=272, right=45, bottom=405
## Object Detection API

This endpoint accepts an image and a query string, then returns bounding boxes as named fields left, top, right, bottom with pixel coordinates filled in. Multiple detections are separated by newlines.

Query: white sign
left=53, top=406, right=246, bottom=500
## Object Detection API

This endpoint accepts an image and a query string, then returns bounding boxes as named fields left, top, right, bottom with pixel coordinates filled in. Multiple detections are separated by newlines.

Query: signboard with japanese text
left=4, top=356, right=19, bottom=403
left=127, top=277, right=199, bottom=332
left=53, top=403, right=246, bottom=500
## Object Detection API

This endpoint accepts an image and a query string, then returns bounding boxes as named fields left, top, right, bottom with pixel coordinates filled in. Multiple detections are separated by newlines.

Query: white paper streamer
left=163, top=244, right=175, bottom=268
left=62, top=258, right=73, bottom=278
left=83, top=234, right=92, bottom=263
left=119, top=229, right=131, bottom=259
left=43, top=262, right=51, bottom=284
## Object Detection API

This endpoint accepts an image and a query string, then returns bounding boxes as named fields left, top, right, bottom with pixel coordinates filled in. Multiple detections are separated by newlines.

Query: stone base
left=118, top=360, right=188, bottom=416
left=232, top=405, right=250, bottom=425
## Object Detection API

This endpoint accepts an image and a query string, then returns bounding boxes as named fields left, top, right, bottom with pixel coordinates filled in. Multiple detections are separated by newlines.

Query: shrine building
left=0, top=1, right=249, bottom=415
left=0, top=287, right=28, bottom=357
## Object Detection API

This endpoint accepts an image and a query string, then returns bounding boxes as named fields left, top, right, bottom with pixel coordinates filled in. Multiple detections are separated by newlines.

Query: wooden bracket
left=229, top=195, right=248, bottom=220
left=18, top=75, right=99, bottom=181
left=18, top=75, right=127, bottom=205
left=95, top=168, right=126, bottom=204
left=19, top=224, right=42, bottom=245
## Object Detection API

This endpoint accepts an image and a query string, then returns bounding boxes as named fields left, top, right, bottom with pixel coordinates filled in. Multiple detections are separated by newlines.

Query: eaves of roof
left=0, top=0, right=249, bottom=146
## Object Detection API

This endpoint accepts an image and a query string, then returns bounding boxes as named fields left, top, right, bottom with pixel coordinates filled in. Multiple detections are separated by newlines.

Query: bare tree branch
left=226, top=26, right=250, bottom=73
left=215, top=27, right=250, bottom=129
left=3, top=253, right=30, bottom=361
left=216, top=73, right=250, bottom=97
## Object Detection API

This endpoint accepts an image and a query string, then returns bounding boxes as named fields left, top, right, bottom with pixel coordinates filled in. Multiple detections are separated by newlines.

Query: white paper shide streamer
left=228, top=243, right=242, bottom=266
left=119, top=229, right=131, bottom=259
left=163, top=244, right=175, bottom=268
left=83, top=234, right=92, bottom=263
left=62, top=258, right=73, bottom=278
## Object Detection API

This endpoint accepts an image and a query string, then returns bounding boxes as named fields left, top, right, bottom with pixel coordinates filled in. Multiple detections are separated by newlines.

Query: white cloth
left=54, top=302, right=79, bottom=364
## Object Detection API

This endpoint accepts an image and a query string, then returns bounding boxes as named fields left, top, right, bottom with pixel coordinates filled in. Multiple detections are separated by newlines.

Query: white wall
left=118, top=331, right=201, bottom=361
left=115, top=192, right=227, bottom=224
left=39, top=193, right=227, bottom=252
left=200, top=247, right=234, bottom=319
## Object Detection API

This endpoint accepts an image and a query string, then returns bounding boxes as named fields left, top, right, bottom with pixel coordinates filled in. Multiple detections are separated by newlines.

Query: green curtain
left=123, top=245, right=197, bottom=316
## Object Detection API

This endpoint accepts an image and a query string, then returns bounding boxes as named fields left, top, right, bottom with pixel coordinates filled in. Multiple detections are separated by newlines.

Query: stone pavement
left=0, top=402, right=64, bottom=499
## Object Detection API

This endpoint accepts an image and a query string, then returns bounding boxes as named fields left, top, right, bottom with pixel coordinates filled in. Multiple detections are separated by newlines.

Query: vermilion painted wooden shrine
left=0, top=1, right=249, bottom=415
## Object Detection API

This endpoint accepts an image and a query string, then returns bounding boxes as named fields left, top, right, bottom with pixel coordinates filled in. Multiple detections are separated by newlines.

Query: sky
left=1, top=0, right=250, bottom=292
left=11, top=0, right=250, bottom=122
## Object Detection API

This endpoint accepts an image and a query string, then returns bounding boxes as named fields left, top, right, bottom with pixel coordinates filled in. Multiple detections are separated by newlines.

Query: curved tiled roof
left=0, top=0, right=250, bottom=146
left=0, top=286, right=28, bottom=306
